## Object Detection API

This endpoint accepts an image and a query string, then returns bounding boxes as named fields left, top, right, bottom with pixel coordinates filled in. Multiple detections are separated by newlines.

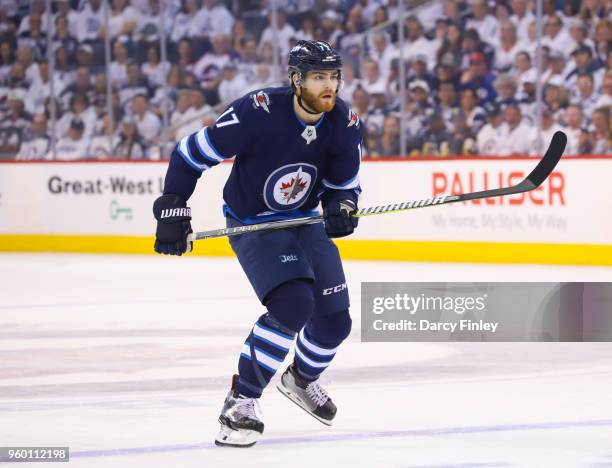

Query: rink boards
left=1, top=157, right=611, bottom=265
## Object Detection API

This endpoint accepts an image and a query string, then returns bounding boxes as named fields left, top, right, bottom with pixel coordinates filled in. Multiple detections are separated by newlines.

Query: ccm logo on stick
left=323, top=283, right=347, bottom=295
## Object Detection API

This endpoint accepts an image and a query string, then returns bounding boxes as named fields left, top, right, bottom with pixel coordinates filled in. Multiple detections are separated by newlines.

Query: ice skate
left=215, top=375, right=264, bottom=448
left=277, top=364, right=337, bottom=425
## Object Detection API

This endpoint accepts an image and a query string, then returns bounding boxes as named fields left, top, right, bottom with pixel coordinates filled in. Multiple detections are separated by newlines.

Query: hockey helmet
left=288, top=40, right=343, bottom=87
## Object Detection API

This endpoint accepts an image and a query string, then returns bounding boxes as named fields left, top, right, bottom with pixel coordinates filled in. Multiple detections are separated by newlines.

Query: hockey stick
left=191, top=130, right=567, bottom=241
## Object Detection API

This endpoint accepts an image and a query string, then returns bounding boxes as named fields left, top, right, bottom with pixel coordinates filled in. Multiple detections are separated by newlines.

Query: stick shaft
left=192, top=131, right=567, bottom=241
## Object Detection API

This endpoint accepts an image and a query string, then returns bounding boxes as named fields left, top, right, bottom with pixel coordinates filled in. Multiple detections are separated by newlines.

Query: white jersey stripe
left=195, top=128, right=224, bottom=162
left=322, top=174, right=360, bottom=190
left=178, top=137, right=209, bottom=171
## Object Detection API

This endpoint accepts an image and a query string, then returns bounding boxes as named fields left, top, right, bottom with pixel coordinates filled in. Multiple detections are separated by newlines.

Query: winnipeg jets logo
left=301, top=125, right=317, bottom=144
left=263, top=163, right=318, bottom=211
left=347, top=109, right=360, bottom=128
left=251, top=91, right=271, bottom=113
left=280, top=166, right=308, bottom=201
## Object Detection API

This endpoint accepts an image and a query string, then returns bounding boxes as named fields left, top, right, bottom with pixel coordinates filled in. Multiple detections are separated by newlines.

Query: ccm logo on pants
left=323, top=283, right=347, bottom=296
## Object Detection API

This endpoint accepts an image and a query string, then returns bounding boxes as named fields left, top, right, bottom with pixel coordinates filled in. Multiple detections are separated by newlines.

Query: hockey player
left=152, top=40, right=363, bottom=447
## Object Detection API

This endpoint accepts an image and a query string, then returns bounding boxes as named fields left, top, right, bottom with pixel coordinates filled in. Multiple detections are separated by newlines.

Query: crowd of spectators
left=0, top=0, right=611, bottom=160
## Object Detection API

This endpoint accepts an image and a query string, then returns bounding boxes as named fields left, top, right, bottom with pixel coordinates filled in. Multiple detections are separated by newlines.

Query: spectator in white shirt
left=543, top=48, right=570, bottom=85
left=258, top=10, right=296, bottom=58
left=17, top=13, right=46, bottom=60
left=53, top=0, right=78, bottom=37
left=368, top=33, right=397, bottom=81
left=17, top=0, right=48, bottom=36
left=295, top=14, right=316, bottom=42
left=53, top=45, right=77, bottom=90
left=566, top=44, right=605, bottom=91
left=113, top=116, right=148, bottom=159
left=542, top=14, right=573, bottom=58
left=564, top=104, right=587, bottom=155
left=459, top=87, right=486, bottom=134
left=133, top=0, right=173, bottom=43
left=544, top=76, right=570, bottom=124
left=568, top=18, right=595, bottom=55
left=594, top=70, right=612, bottom=108
left=76, top=0, right=103, bottom=43
left=246, top=63, right=271, bottom=92
left=105, top=0, right=138, bottom=39
left=141, top=44, right=170, bottom=88
left=25, top=60, right=66, bottom=115
left=131, top=93, right=161, bottom=144
left=587, top=107, right=611, bottom=154
left=171, top=0, right=203, bottom=42
left=434, top=81, right=459, bottom=133
left=319, top=10, right=344, bottom=48
left=119, top=63, right=150, bottom=111
left=495, top=20, right=522, bottom=72
left=109, top=38, right=130, bottom=88
left=57, top=93, right=97, bottom=140
left=237, top=36, right=259, bottom=84
left=509, top=0, right=534, bottom=39
left=476, top=102, right=506, bottom=155
left=87, top=113, right=119, bottom=159
left=494, top=73, right=518, bottom=106
left=338, top=64, right=361, bottom=105
left=193, top=0, right=235, bottom=38
left=169, top=89, right=193, bottom=141
left=218, top=61, right=250, bottom=104
left=180, top=87, right=212, bottom=136
left=53, top=117, right=90, bottom=160
left=514, top=51, right=533, bottom=85
left=528, top=107, right=566, bottom=156
left=51, top=14, right=79, bottom=60
left=399, top=16, right=437, bottom=68
left=466, top=0, right=499, bottom=46
left=175, top=39, right=198, bottom=77
left=571, top=73, right=601, bottom=122
left=16, top=113, right=49, bottom=160
left=192, top=33, right=233, bottom=90
left=498, top=101, right=531, bottom=155
left=360, top=59, right=386, bottom=95
left=15, top=46, right=39, bottom=85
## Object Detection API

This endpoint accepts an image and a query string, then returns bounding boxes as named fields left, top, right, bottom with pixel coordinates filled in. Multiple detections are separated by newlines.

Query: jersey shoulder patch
left=347, top=107, right=360, bottom=128
left=250, top=90, right=271, bottom=114
left=331, top=97, right=360, bottom=128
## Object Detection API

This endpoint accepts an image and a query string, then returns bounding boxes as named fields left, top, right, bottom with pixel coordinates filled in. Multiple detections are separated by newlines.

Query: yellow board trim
left=1, top=234, right=612, bottom=266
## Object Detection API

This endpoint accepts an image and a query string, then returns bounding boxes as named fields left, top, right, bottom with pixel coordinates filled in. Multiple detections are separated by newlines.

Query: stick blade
left=525, top=130, right=567, bottom=188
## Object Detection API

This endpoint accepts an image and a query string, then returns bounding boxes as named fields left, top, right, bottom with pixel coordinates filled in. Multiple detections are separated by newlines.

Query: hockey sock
left=237, top=279, right=315, bottom=398
left=294, top=309, right=352, bottom=381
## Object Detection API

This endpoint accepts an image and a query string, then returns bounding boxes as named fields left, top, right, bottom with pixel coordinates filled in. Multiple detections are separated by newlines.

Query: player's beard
left=299, top=86, right=337, bottom=113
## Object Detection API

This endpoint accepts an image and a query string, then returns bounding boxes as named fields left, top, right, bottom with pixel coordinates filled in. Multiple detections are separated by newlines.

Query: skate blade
left=276, top=383, right=334, bottom=426
left=215, top=424, right=260, bottom=448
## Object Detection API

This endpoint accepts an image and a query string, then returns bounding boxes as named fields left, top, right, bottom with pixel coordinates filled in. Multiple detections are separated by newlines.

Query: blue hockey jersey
left=164, top=86, right=363, bottom=224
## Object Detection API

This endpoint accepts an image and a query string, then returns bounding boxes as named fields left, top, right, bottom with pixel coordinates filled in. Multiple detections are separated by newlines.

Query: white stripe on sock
left=298, top=328, right=338, bottom=356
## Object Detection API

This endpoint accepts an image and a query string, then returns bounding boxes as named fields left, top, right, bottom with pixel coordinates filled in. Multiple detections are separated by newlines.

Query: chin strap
left=296, top=92, right=323, bottom=115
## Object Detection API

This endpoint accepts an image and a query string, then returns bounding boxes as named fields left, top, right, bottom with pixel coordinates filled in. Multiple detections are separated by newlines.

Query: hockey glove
left=322, top=191, right=359, bottom=239
left=153, top=194, right=193, bottom=255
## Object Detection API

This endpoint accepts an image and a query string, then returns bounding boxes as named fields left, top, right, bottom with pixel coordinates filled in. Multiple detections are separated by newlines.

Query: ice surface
left=1, top=253, right=612, bottom=468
